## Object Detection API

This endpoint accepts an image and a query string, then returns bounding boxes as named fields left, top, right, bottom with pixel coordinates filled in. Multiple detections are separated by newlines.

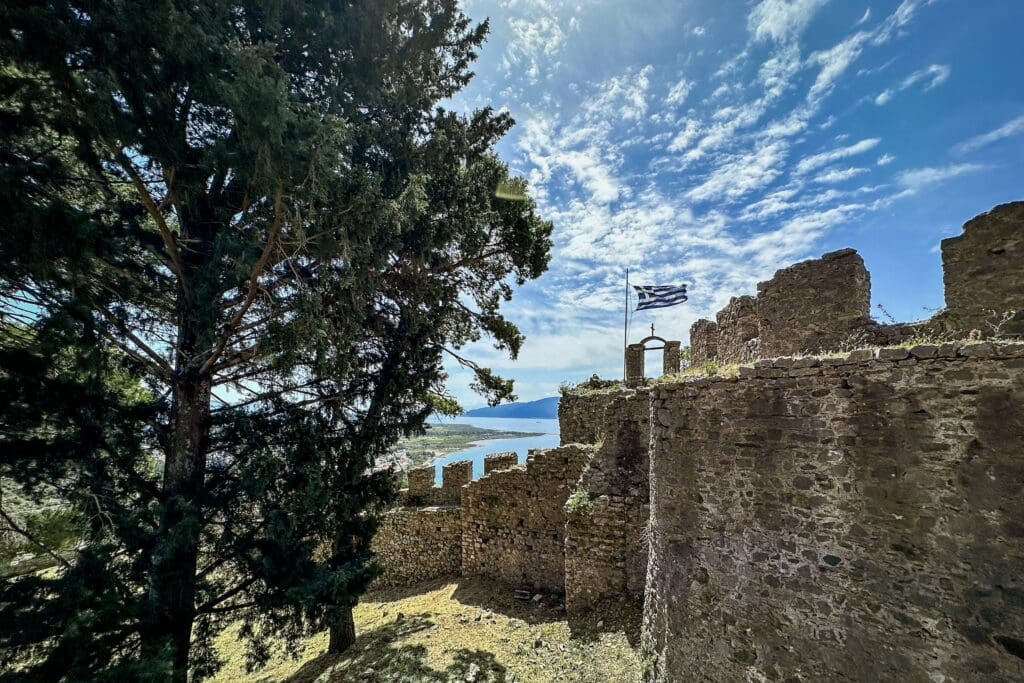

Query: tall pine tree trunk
left=144, top=257, right=214, bottom=680
left=145, top=375, right=211, bottom=681
left=328, top=605, right=357, bottom=654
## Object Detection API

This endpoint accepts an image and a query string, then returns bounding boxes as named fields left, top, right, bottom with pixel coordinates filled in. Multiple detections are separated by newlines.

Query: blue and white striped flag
left=633, top=284, right=688, bottom=311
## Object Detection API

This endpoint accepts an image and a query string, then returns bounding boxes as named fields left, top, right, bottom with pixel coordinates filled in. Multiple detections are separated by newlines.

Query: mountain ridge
left=463, top=396, right=559, bottom=419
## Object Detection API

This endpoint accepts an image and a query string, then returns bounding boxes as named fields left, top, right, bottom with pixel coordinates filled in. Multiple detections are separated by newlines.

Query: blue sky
left=443, top=0, right=1024, bottom=409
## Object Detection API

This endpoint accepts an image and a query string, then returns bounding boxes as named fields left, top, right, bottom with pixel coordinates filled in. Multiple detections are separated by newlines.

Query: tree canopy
left=0, top=1, right=552, bottom=680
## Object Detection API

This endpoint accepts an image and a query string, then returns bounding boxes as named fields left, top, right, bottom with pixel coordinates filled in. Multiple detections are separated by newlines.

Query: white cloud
left=795, top=137, right=881, bottom=174
left=896, top=163, right=987, bottom=194
left=856, top=7, right=872, bottom=26
left=584, top=65, right=654, bottom=121
left=666, top=119, right=701, bottom=152
left=875, top=64, right=950, bottom=105
left=873, top=0, right=935, bottom=46
left=504, top=15, right=567, bottom=82
left=665, top=78, right=694, bottom=106
left=813, top=166, right=867, bottom=183
left=807, top=31, right=871, bottom=105
left=687, top=141, right=788, bottom=202
left=877, top=153, right=896, bottom=166
left=748, top=0, right=830, bottom=43
left=692, top=25, right=706, bottom=36
left=955, top=115, right=1024, bottom=154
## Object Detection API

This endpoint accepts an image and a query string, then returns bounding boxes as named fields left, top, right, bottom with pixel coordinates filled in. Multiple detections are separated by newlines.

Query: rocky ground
left=212, top=577, right=641, bottom=682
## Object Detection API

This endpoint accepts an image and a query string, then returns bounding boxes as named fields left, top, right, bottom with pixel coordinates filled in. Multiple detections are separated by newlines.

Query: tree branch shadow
left=266, top=613, right=506, bottom=682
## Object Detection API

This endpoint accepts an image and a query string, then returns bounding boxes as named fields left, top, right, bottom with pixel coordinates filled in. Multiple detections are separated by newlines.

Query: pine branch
left=0, top=505, right=73, bottom=570
left=114, top=151, right=191, bottom=298
left=201, top=185, right=284, bottom=375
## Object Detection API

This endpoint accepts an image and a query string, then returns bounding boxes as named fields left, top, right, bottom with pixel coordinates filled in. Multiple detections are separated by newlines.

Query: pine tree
left=0, top=2, right=552, bottom=680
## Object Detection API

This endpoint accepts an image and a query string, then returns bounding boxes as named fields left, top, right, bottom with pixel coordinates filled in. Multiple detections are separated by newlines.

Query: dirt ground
left=212, top=577, right=642, bottom=682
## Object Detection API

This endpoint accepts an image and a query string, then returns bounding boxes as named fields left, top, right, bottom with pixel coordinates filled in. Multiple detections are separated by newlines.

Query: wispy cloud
left=665, top=78, right=694, bottom=106
left=813, top=166, right=868, bottom=183
left=875, top=64, right=950, bottom=105
left=954, top=114, right=1024, bottom=154
left=896, top=163, right=987, bottom=194
left=796, top=137, right=881, bottom=174
left=748, top=0, right=830, bottom=43
left=877, top=153, right=895, bottom=166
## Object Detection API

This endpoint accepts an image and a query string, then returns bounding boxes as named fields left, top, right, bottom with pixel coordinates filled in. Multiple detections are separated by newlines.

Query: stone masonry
left=941, top=201, right=1024, bottom=336
left=643, top=343, right=1024, bottom=682
left=692, top=202, right=1024, bottom=365
left=368, top=201, right=1024, bottom=681
left=461, top=444, right=595, bottom=592
left=564, top=393, right=651, bottom=614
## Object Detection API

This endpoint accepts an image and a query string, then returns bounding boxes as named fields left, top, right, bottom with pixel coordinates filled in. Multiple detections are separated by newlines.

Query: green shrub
left=565, top=488, right=594, bottom=515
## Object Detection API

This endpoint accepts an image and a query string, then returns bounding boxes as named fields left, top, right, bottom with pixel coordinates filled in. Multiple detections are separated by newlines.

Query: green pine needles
left=0, top=2, right=552, bottom=681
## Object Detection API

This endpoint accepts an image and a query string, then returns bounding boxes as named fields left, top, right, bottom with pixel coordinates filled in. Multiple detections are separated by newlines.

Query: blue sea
left=426, top=416, right=560, bottom=483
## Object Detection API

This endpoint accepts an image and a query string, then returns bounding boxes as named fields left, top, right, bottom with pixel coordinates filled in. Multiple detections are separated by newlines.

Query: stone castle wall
left=461, top=444, right=595, bottom=592
left=643, top=342, right=1024, bottom=682
left=692, top=202, right=1024, bottom=365
left=564, top=393, right=652, bottom=614
left=370, top=506, right=462, bottom=587
left=559, top=387, right=649, bottom=445
left=941, top=201, right=1024, bottom=336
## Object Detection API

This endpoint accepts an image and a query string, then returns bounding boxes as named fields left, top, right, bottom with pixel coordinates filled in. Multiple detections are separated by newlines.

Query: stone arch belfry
left=625, top=334, right=681, bottom=385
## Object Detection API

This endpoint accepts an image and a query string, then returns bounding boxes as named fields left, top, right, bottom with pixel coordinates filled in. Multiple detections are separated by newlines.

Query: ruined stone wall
left=941, top=201, right=1024, bottom=336
left=564, top=394, right=651, bottom=614
left=756, top=248, right=872, bottom=357
left=715, top=295, right=759, bottom=364
left=483, top=452, right=518, bottom=473
left=689, top=319, right=718, bottom=366
left=689, top=203, right=1024, bottom=366
left=461, top=444, right=596, bottom=592
left=643, top=342, right=1024, bottom=682
left=372, top=506, right=462, bottom=588
left=397, top=460, right=471, bottom=507
left=559, top=388, right=648, bottom=445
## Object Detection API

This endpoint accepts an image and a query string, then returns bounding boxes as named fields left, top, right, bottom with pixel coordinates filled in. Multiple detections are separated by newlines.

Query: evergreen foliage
left=0, top=1, right=552, bottom=680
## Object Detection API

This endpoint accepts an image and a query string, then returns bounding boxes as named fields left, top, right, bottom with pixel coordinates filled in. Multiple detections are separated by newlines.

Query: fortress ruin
left=371, top=201, right=1024, bottom=681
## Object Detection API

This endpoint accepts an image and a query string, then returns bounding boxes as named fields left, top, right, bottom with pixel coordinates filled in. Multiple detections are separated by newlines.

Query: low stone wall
left=398, top=460, right=471, bottom=506
left=564, top=394, right=651, bottom=614
left=643, top=342, right=1024, bottom=682
left=483, top=452, right=518, bottom=473
left=372, top=506, right=462, bottom=588
left=461, top=445, right=596, bottom=592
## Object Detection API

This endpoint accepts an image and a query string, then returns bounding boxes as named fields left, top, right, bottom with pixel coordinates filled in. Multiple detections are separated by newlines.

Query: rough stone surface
left=689, top=319, right=719, bottom=366
left=371, top=506, right=462, bottom=587
left=559, top=387, right=649, bottom=446
left=461, top=444, right=596, bottom=592
left=715, top=295, right=759, bottom=363
left=941, top=201, right=1024, bottom=336
left=564, top=393, right=651, bottom=614
left=643, top=350, right=1024, bottom=682
left=663, top=340, right=681, bottom=375
left=483, top=452, right=518, bottom=474
left=757, top=248, right=872, bottom=357
left=625, top=344, right=645, bottom=385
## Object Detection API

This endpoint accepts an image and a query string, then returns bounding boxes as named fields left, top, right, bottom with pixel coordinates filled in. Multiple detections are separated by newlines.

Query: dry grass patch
left=212, top=577, right=641, bottom=682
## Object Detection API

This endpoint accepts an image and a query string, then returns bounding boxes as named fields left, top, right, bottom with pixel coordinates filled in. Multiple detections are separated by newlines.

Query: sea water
left=426, top=415, right=560, bottom=483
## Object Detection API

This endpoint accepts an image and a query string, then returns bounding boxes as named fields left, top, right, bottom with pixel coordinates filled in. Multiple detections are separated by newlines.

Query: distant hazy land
left=381, top=423, right=543, bottom=472
left=462, top=396, right=559, bottom=419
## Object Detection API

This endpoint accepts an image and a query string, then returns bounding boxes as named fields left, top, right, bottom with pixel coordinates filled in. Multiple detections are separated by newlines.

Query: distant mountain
left=463, top=396, right=559, bottom=419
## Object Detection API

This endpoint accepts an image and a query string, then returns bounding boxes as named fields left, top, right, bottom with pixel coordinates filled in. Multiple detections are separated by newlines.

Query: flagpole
left=623, top=268, right=629, bottom=382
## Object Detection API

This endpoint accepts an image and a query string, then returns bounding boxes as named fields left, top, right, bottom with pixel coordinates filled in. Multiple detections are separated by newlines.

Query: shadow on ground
left=450, top=575, right=566, bottom=626
left=268, top=614, right=507, bottom=682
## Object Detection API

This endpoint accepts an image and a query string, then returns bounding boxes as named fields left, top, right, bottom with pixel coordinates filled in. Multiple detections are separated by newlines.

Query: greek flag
left=633, top=284, right=688, bottom=311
